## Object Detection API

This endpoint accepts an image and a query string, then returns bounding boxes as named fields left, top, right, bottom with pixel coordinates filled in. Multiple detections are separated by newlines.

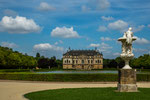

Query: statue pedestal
left=118, top=69, right=138, bottom=92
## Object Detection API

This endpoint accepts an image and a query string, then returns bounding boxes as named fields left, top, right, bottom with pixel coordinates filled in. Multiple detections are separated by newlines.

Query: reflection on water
left=37, top=71, right=118, bottom=74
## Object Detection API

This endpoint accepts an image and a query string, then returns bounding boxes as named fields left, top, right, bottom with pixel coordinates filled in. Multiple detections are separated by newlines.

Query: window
left=91, top=60, right=93, bottom=64
left=73, top=60, right=74, bottom=64
left=82, top=60, right=84, bottom=64
left=99, top=60, right=101, bottom=63
left=88, top=60, right=90, bottom=64
left=95, top=60, right=97, bottom=63
left=76, top=60, right=78, bottom=64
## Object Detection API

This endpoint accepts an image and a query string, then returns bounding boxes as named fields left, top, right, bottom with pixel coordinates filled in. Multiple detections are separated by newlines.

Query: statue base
left=117, top=69, right=138, bottom=92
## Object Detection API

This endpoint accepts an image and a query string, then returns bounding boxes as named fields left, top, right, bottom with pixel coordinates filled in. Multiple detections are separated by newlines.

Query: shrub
left=0, top=73, right=150, bottom=82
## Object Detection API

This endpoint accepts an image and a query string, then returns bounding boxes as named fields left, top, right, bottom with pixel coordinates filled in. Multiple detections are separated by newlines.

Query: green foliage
left=37, top=55, right=62, bottom=69
left=0, top=73, right=117, bottom=82
left=104, top=54, right=150, bottom=69
left=24, top=88, right=150, bottom=100
left=36, top=52, right=40, bottom=58
left=0, top=46, right=37, bottom=69
left=0, top=72, right=150, bottom=82
left=130, top=54, right=150, bottom=69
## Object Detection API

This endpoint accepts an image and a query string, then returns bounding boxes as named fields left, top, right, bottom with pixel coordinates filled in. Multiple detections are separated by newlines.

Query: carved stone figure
left=118, top=27, right=136, bottom=69
left=117, top=27, right=138, bottom=92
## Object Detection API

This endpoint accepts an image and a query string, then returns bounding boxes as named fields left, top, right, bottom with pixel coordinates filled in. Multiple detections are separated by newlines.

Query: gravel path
left=0, top=80, right=150, bottom=100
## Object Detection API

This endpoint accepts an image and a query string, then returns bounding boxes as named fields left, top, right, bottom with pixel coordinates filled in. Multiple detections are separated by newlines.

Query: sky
left=0, top=0, right=150, bottom=59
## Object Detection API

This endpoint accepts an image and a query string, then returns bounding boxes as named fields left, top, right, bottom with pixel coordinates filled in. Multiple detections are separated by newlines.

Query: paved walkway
left=0, top=80, right=150, bottom=100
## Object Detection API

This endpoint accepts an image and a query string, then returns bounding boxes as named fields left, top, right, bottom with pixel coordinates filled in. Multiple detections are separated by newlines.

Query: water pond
left=36, top=70, right=149, bottom=74
left=37, top=70, right=118, bottom=74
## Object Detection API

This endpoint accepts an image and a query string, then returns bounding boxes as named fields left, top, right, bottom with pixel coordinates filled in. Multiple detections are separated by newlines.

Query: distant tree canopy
left=103, top=54, right=150, bottom=69
left=36, top=52, right=40, bottom=58
left=0, top=46, right=37, bottom=69
left=1, top=46, right=150, bottom=69
left=130, top=54, right=150, bottom=69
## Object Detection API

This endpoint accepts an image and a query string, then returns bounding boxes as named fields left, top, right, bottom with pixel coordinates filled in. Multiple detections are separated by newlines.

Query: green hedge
left=0, top=73, right=150, bottom=82
left=0, top=73, right=117, bottom=82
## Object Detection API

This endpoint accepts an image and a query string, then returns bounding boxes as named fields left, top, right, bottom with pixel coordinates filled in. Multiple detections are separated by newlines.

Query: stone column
left=118, top=69, right=138, bottom=92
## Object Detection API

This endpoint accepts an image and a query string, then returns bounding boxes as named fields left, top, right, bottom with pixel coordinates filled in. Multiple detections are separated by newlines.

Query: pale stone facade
left=63, top=49, right=103, bottom=70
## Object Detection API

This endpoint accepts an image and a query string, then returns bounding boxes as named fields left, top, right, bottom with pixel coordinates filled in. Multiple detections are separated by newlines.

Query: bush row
left=0, top=73, right=150, bottom=82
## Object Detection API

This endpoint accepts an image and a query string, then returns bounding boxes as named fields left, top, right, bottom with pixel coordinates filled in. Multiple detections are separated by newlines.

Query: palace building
left=63, top=48, right=103, bottom=70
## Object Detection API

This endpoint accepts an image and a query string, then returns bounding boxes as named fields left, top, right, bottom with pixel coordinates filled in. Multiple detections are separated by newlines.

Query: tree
left=115, top=57, right=124, bottom=68
left=0, top=46, right=37, bottom=69
left=38, top=58, right=50, bottom=68
left=36, top=52, right=40, bottom=58
left=108, top=60, right=117, bottom=68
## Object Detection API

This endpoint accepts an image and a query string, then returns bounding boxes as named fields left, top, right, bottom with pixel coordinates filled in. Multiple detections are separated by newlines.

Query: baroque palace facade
left=63, top=49, right=103, bottom=70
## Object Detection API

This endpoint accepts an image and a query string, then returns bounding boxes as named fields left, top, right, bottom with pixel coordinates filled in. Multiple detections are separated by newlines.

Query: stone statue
left=122, top=27, right=134, bottom=56
left=118, top=27, right=136, bottom=69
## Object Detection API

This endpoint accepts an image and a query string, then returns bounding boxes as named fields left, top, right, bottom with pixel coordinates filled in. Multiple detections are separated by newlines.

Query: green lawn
left=24, top=88, right=150, bottom=100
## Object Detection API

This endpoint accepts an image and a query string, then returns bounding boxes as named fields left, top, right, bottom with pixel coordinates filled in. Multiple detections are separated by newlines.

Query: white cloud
left=100, top=37, right=112, bottom=41
left=133, top=25, right=145, bottom=32
left=99, top=42, right=112, bottom=50
left=81, top=5, right=90, bottom=12
left=134, top=37, right=150, bottom=45
left=38, top=2, right=55, bottom=11
left=108, top=20, right=128, bottom=32
left=96, top=0, right=110, bottom=10
left=0, top=16, right=41, bottom=34
left=101, top=16, right=114, bottom=21
left=3, top=9, right=17, bottom=16
left=33, top=43, right=63, bottom=51
left=98, top=26, right=107, bottom=32
left=0, top=42, right=18, bottom=48
left=54, top=40, right=63, bottom=45
left=54, top=42, right=58, bottom=45
left=33, top=43, right=64, bottom=58
left=59, top=40, right=63, bottom=44
left=113, top=52, right=120, bottom=56
left=51, top=26, right=80, bottom=38
left=89, top=42, right=112, bottom=52
left=89, top=43, right=100, bottom=47
left=133, top=48, right=148, bottom=53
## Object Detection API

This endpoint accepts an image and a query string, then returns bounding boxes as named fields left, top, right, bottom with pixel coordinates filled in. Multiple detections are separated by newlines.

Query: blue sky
left=0, top=0, right=150, bottom=59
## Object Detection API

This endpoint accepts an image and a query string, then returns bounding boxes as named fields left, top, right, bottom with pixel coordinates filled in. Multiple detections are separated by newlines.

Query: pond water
left=37, top=70, right=118, bottom=74
left=36, top=70, right=148, bottom=74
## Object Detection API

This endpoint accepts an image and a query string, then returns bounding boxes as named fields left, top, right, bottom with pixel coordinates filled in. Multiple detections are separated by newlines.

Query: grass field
left=24, top=88, right=150, bottom=100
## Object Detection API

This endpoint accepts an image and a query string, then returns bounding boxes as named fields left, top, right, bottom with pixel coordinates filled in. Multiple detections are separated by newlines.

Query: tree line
left=0, top=46, right=37, bottom=69
left=0, top=46, right=150, bottom=69
left=36, top=53, right=62, bottom=69
left=0, top=46, right=62, bottom=69
left=104, top=54, right=150, bottom=69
